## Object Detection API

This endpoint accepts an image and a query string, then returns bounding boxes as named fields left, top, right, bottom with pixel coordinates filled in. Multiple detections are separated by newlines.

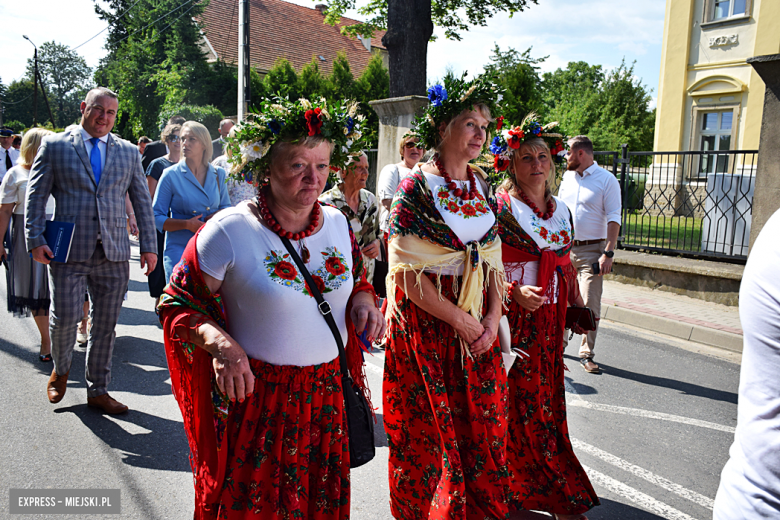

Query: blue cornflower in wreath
left=427, top=84, right=448, bottom=107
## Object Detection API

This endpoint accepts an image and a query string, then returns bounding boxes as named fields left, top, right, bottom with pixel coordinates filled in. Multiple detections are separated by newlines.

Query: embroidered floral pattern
left=530, top=213, right=572, bottom=247
left=264, top=247, right=351, bottom=297
left=434, top=185, right=490, bottom=220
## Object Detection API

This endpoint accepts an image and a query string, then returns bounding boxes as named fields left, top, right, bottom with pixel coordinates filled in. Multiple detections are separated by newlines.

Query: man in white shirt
left=0, top=127, right=21, bottom=182
left=558, top=135, right=622, bottom=373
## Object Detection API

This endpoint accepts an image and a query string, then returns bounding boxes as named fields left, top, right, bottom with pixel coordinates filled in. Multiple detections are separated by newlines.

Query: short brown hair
left=138, top=136, right=152, bottom=145
left=568, top=135, right=593, bottom=155
left=161, top=124, right=181, bottom=144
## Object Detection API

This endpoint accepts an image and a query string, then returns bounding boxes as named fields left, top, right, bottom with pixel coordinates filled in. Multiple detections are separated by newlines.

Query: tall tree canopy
left=322, top=0, right=538, bottom=97
left=25, top=41, right=93, bottom=128
left=484, top=44, right=546, bottom=125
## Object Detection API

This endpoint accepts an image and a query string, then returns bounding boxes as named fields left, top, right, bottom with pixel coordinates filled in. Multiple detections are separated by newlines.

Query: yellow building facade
left=655, top=0, right=780, bottom=153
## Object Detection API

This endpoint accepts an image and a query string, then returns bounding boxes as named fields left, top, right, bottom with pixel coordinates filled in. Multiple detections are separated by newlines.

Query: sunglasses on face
left=167, top=135, right=180, bottom=143
left=404, top=142, right=424, bottom=150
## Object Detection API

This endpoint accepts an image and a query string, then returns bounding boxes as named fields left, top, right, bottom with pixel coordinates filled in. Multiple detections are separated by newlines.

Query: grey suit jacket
left=25, top=127, right=156, bottom=263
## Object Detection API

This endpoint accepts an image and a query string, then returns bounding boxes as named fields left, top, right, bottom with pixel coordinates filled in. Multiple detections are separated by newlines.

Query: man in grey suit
left=26, top=87, right=157, bottom=414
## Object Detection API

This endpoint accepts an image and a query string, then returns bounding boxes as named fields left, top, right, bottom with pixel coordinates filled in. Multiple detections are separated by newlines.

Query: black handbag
left=565, top=306, right=597, bottom=332
left=279, top=235, right=376, bottom=468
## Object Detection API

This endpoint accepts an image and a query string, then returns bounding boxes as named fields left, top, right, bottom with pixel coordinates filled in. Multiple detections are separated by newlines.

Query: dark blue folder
left=43, top=221, right=75, bottom=263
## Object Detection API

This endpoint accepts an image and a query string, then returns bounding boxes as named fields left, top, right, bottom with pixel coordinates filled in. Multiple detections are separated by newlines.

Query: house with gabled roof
left=198, top=0, right=388, bottom=77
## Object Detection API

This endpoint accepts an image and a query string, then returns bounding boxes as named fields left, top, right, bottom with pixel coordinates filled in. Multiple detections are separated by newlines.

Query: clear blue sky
left=1, top=0, right=665, bottom=108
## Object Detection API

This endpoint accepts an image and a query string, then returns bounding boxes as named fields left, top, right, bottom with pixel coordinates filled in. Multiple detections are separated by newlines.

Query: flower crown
left=489, top=112, right=566, bottom=172
left=412, top=72, right=503, bottom=151
left=226, top=97, right=369, bottom=184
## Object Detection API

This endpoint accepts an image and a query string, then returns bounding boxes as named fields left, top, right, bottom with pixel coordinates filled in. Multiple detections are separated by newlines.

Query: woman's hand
left=510, top=283, right=547, bottom=312
left=200, top=322, right=255, bottom=402
left=469, top=313, right=499, bottom=356
left=187, top=214, right=205, bottom=233
left=572, top=294, right=585, bottom=308
left=351, top=291, right=386, bottom=341
left=451, top=310, right=485, bottom=346
left=361, top=240, right=380, bottom=260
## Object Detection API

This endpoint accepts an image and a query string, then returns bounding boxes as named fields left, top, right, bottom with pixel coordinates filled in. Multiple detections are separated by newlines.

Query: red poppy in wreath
left=493, top=155, right=510, bottom=172
left=550, top=139, right=565, bottom=155
left=496, top=115, right=504, bottom=131
left=305, top=274, right=327, bottom=296
left=274, top=261, right=298, bottom=280
left=325, top=256, right=347, bottom=276
left=507, top=127, right=525, bottom=149
left=461, top=204, right=477, bottom=217
left=304, top=108, right=323, bottom=136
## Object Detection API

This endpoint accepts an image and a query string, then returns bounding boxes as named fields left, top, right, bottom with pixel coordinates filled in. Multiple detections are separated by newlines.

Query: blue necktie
left=89, top=137, right=102, bottom=185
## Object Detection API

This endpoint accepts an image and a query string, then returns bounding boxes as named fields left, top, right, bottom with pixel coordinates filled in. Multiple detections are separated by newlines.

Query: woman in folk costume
left=382, top=74, right=511, bottom=520
left=490, top=115, right=599, bottom=519
left=157, top=97, right=385, bottom=520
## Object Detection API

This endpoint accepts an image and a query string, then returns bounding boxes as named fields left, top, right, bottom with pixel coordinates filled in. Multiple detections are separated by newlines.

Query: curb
left=601, top=305, right=743, bottom=353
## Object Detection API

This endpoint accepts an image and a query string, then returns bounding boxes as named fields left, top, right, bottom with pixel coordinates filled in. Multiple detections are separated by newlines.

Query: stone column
left=747, top=54, right=780, bottom=250
left=368, top=96, right=428, bottom=194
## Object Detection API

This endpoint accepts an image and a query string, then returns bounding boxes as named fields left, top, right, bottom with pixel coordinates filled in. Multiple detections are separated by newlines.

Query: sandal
left=39, top=353, right=52, bottom=363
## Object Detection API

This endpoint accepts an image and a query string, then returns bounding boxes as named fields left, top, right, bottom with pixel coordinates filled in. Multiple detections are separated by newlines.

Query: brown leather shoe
left=47, top=370, right=69, bottom=403
left=580, top=357, right=600, bottom=374
left=87, top=394, right=129, bottom=414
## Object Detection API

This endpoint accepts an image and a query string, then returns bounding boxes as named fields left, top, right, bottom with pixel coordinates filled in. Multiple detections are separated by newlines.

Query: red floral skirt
left=210, top=356, right=351, bottom=519
left=383, top=274, right=511, bottom=520
left=505, top=300, right=599, bottom=515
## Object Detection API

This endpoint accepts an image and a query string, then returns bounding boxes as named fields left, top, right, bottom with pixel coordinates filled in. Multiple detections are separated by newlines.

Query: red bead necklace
left=434, top=154, right=478, bottom=201
left=515, top=188, right=554, bottom=220
left=256, top=189, right=320, bottom=241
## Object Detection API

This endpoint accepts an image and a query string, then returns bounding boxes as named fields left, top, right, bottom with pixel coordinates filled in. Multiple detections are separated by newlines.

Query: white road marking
left=582, top=464, right=700, bottom=520
left=564, top=378, right=734, bottom=433
left=571, top=438, right=715, bottom=510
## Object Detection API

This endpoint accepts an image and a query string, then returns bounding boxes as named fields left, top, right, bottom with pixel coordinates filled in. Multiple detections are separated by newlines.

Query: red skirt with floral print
left=505, top=300, right=599, bottom=515
left=210, top=356, right=351, bottom=520
left=383, top=274, right=511, bottom=520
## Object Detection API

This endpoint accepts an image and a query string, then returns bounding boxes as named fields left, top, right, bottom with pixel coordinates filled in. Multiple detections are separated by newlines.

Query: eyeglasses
left=167, top=135, right=180, bottom=143
left=404, top=142, right=424, bottom=150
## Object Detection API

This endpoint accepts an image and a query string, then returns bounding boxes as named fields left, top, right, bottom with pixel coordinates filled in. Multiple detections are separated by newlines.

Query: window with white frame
left=711, top=0, right=747, bottom=21
left=698, top=110, right=733, bottom=176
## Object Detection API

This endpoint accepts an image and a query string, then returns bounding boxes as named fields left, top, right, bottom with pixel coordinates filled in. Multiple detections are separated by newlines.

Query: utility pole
left=237, top=0, right=250, bottom=120
left=24, top=36, right=38, bottom=126
left=23, top=36, right=54, bottom=127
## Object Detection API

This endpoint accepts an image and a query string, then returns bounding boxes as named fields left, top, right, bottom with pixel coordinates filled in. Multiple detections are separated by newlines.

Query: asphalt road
left=0, top=245, right=741, bottom=519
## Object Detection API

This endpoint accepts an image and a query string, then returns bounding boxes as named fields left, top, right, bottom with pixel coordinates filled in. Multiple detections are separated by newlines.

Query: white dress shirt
left=0, top=146, right=21, bottom=181
left=81, top=127, right=108, bottom=172
left=557, top=162, right=621, bottom=241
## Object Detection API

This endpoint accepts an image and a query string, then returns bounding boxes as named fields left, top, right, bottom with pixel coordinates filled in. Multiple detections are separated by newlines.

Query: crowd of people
left=6, top=72, right=770, bottom=520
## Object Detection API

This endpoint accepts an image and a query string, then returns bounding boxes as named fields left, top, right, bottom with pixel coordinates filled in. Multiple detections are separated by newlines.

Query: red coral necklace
left=257, top=188, right=320, bottom=262
left=515, top=188, right=554, bottom=220
left=434, top=154, right=478, bottom=201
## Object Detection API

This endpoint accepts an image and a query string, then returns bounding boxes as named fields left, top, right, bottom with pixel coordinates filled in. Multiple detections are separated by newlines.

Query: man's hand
left=127, top=215, right=139, bottom=237
left=361, top=240, right=380, bottom=260
left=140, top=253, right=157, bottom=276
left=31, top=245, right=54, bottom=264
left=598, top=254, right=613, bottom=276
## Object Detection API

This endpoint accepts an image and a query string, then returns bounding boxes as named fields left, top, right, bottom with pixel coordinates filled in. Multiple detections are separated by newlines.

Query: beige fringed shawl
left=385, top=166, right=505, bottom=331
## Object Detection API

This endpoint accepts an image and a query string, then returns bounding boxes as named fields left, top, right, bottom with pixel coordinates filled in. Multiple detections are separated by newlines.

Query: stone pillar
left=747, top=54, right=780, bottom=250
left=368, top=96, right=428, bottom=194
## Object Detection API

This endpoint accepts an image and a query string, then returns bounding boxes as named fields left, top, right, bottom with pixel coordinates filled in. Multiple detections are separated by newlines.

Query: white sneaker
left=77, top=321, right=88, bottom=344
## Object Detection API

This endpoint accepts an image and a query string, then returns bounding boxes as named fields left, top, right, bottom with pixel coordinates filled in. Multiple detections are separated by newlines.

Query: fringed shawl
left=385, top=166, right=505, bottom=326
left=158, top=227, right=375, bottom=518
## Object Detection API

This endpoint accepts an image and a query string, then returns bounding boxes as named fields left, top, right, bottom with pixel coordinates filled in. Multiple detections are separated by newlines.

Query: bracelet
left=127, top=213, right=135, bottom=217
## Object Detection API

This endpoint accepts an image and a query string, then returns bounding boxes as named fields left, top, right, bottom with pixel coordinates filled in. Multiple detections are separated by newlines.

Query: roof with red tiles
left=199, top=0, right=387, bottom=76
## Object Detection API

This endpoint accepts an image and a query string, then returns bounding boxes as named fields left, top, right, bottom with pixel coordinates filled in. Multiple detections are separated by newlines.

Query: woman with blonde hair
left=383, top=74, right=510, bottom=519
left=153, top=121, right=231, bottom=282
left=0, top=128, right=55, bottom=361
left=490, top=115, right=598, bottom=519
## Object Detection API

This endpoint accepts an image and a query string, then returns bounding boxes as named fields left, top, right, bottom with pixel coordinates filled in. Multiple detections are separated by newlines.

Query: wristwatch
left=603, top=250, right=614, bottom=258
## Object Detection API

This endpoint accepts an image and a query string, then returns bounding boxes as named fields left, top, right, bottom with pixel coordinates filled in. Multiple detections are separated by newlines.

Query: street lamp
left=22, top=35, right=55, bottom=127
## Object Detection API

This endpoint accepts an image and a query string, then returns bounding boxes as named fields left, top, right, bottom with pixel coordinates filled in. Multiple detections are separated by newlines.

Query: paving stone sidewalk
left=600, top=280, right=743, bottom=352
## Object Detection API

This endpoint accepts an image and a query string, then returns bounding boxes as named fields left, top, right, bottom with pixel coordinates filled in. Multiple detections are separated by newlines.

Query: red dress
left=383, top=172, right=511, bottom=519
left=495, top=192, right=599, bottom=515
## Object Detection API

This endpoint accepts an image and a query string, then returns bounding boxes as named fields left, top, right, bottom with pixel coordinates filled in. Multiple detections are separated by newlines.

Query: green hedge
left=157, top=104, right=224, bottom=139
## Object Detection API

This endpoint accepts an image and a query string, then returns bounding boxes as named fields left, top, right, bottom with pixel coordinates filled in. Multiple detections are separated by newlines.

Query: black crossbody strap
left=279, top=236, right=350, bottom=378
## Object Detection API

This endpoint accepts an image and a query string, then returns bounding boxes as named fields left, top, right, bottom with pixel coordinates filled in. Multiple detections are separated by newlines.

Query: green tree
left=298, top=58, right=328, bottom=100
left=322, top=0, right=539, bottom=96
left=484, top=44, right=545, bottom=125
left=26, top=41, right=92, bottom=128
left=263, top=58, right=300, bottom=100
left=2, top=79, right=49, bottom=128
left=542, top=61, right=604, bottom=139
left=356, top=53, right=390, bottom=145
left=327, top=52, right=357, bottom=100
